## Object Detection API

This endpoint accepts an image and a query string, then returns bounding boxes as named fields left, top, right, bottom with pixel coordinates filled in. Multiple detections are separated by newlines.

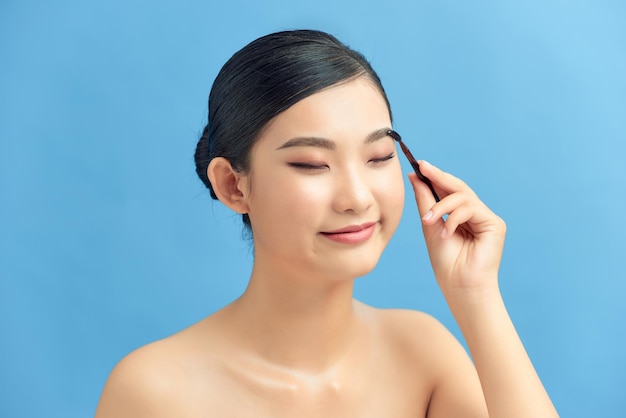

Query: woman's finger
left=418, top=160, right=469, bottom=195
left=421, top=190, right=471, bottom=225
left=440, top=202, right=476, bottom=239
left=409, top=172, right=448, bottom=239
left=409, top=172, right=439, bottom=219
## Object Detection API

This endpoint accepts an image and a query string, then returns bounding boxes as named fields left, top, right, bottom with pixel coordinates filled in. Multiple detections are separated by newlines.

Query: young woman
left=95, top=30, right=558, bottom=417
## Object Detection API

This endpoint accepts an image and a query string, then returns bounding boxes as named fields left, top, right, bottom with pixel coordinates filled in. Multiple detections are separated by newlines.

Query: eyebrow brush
left=387, top=130, right=441, bottom=202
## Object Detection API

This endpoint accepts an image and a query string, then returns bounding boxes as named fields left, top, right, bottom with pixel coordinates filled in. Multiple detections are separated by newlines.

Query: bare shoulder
left=376, top=307, right=446, bottom=336
left=94, top=339, right=176, bottom=417
left=95, top=317, right=226, bottom=418
left=95, top=332, right=199, bottom=417
left=363, top=305, right=488, bottom=417
left=373, top=307, right=462, bottom=360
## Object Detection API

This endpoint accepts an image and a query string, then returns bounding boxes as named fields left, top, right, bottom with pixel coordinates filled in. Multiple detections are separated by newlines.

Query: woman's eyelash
left=370, top=153, right=395, bottom=164
left=288, top=153, right=395, bottom=170
left=288, top=162, right=328, bottom=170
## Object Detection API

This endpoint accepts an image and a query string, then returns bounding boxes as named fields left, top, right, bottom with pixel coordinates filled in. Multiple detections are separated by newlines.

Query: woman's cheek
left=379, top=165, right=405, bottom=222
left=378, top=161, right=404, bottom=194
left=293, top=178, right=331, bottom=213
left=272, top=175, right=329, bottom=220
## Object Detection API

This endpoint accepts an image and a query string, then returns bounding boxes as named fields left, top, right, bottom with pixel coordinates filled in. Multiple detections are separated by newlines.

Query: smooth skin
left=95, top=77, right=558, bottom=417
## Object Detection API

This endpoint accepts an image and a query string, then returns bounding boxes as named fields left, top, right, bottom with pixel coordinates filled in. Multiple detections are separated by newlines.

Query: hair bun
left=194, top=124, right=217, bottom=199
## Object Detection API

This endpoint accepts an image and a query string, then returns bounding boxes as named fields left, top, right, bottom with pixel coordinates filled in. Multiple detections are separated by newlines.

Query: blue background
left=1, top=0, right=624, bottom=416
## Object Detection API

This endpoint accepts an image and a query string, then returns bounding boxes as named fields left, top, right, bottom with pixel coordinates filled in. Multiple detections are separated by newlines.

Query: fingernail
left=420, top=160, right=431, bottom=167
left=422, top=210, right=433, bottom=221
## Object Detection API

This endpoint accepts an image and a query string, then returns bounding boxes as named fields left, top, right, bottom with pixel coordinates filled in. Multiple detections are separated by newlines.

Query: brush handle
left=399, top=141, right=441, bottom=202
left=388, top=130, right=441, bottom=202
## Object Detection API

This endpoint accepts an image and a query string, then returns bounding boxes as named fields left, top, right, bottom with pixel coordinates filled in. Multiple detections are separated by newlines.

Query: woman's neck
left=227, top=262, right=363, bottom=374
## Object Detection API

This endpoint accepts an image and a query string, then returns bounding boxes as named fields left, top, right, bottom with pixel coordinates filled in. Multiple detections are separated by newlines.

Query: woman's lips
left=321, top=222, right=377, bottom=244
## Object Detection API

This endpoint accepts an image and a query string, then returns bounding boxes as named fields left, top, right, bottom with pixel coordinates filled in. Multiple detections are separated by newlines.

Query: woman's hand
left=409, top=161, right=507, bottom=294
left=410, top=162, right=560, bottom=418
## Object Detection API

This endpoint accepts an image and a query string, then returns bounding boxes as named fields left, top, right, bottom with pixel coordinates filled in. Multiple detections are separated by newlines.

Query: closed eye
left=287, top=162, right=329, bottom=171
left=369, top=152, right=395, bottom=165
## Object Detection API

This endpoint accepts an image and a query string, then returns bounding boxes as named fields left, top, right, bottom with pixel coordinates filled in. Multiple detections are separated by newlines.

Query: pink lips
left=321, top=222, right=377, bottom=244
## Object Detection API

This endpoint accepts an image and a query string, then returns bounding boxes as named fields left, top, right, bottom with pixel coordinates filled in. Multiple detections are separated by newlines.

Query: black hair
left=194, top=29, right=392, bottom=230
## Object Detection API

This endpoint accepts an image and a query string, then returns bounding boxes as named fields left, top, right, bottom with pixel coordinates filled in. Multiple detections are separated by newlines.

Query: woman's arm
left=411, top=161, right=558, bottom=418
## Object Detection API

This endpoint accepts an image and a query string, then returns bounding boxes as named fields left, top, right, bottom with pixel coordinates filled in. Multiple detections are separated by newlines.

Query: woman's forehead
left=257, top=78, right=392, bottom=147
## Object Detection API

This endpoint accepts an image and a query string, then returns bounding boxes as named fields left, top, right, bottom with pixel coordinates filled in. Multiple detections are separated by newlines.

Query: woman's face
left=243, top=77, right=405, bottom=282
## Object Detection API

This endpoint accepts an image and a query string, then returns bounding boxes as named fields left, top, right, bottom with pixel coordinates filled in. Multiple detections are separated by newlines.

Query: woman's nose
left=331, top=168, right=374, bottom=214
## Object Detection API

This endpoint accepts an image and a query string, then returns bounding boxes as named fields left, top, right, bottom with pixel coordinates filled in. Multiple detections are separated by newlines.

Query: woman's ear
left=207, top=157, right=250, bottom=214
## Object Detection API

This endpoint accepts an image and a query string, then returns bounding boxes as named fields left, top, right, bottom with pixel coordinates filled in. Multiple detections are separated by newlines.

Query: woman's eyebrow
left=365, top=127, right=393, bottom=144
left=276, top=136, right=335, bottom=150
left=276, top=127, right=392, bottom=150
